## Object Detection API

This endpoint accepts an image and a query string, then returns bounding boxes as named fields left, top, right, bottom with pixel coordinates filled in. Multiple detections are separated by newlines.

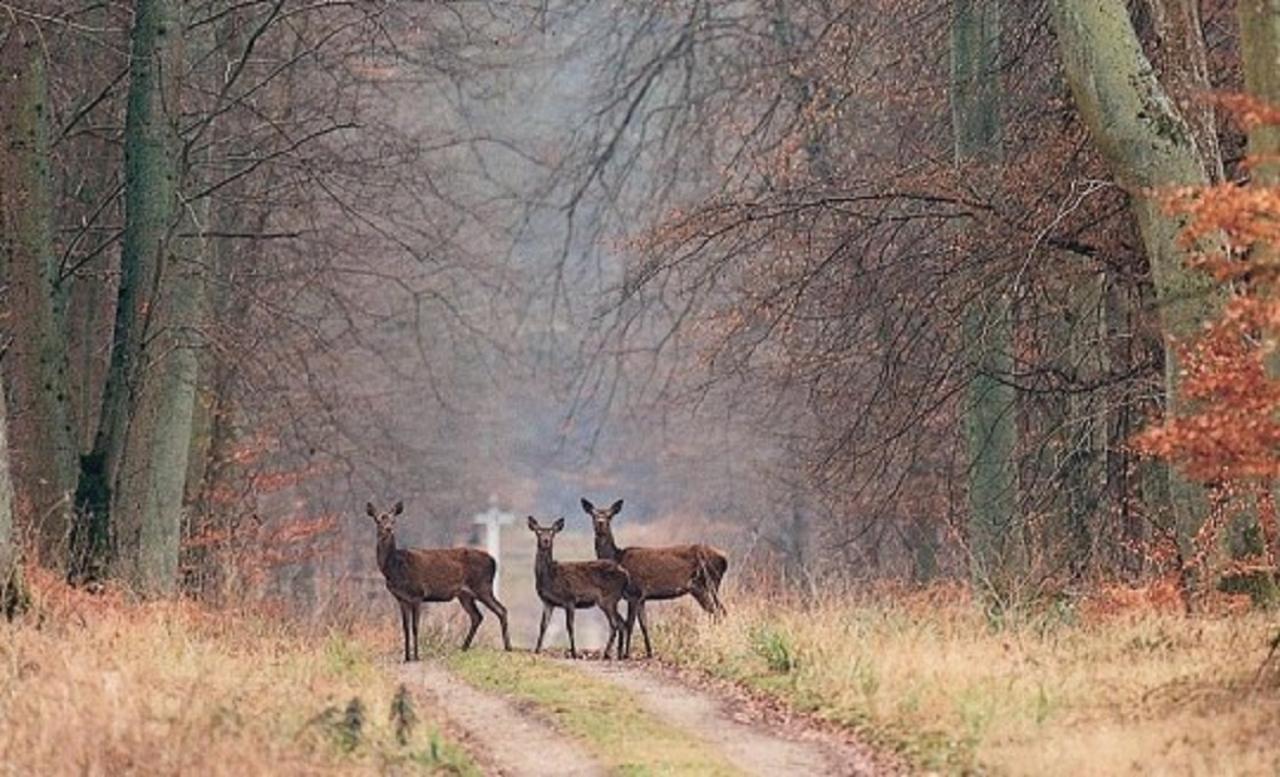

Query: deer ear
left=526, top=515, right=538, bottom=530
left=392, top=501, right=404, bottom=516
left=609, top=499, right=624, bottom=516
left=580, top=498, right=595, bottom=515
left=365, top=502, right=377, bottom=518
left=552, top=517, right=565, bottom=532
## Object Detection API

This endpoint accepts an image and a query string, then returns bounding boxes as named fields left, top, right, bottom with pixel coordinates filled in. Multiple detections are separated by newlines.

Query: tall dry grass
left=656, top=582, right=1280, bottom=775
left=0, top=568, right=474, bottom=776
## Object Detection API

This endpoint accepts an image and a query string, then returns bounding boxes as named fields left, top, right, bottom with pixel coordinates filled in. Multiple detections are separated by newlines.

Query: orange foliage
left=1135, top=106, right=1280, bottom=577
left=1079, top=577, right=1200, bottom=620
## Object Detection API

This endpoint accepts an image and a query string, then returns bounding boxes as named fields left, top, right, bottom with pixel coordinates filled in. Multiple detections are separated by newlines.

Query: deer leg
left=711, top=584, right=727, bottom=618
left=535, top=603, right=553, bottom=653
left=458, top=592, right=484, bottom=651
left=410, top=603, right=421, bottom=661
left=691, top=585, right=717, bottom=615
left=477, top=589, right=512, bottom=651
left=623, top=598, right=639, bottom=659
left=602, top=611, right=615, bottom=660
left=399, top=601, right=412, bottom=663
left=602, top=599, right=623, bottom=660
left=564, top=606, right=577, bottom=659
left=636, top=600, right=653, bottom=658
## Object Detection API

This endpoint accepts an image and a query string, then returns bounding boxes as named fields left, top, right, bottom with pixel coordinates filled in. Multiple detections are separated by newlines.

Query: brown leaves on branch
left=1136, top=105, right=1280, bottom=575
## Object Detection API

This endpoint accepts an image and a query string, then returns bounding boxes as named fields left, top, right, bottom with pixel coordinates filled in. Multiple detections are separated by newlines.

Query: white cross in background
left=472, top=493, right=514, bottom=598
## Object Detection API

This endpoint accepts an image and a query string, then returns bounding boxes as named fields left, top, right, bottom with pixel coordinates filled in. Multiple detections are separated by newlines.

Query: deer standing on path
left=528, top=516, right=630, bottom=659
left=583, top=498, right=728, bottom=658
left=367, top=500, right=512, bottom=661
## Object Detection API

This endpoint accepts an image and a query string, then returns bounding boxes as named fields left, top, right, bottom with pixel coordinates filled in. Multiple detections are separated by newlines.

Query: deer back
left=388, top=547, right=494, bottom=601
left=617, top=544, right=725, bottom=597
left=538, top=559, right=628, bottom=605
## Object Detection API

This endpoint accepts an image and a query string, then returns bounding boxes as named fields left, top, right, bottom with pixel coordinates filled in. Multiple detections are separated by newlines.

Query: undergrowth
left=656, top=583, right=1280, bottom=775
left=0, top=567, right=476, bottom=775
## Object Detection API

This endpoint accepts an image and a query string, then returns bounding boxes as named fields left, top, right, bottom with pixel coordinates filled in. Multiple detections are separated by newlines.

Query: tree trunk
left=953, top=0, right=1023, bottom=600
left=63, top=0, right=120, bottom=455
left=1240, top=0, right=1280, bottom=186
left=1141, top=0, right=1222, bottom=181
left=88, top=0, right=198, bottom=595
left=1239, top=0, right=1280, bottom=595
left=1063, top=269, right=1109, bottom=581
left=1048, top=0, right=1220, bottom=597
left=0, top=368, right=15, bottom=584
left=0, top=21, right=78, bottom=565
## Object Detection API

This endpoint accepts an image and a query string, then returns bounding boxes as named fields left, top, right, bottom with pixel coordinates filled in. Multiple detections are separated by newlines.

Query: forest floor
left=648, top=583, right=1280, bottom=776
left=0, top=569, right=477, bottom=775
left=389, top=581, right=1280, bottom=776
left=6, top=569, right=1280, bottom=776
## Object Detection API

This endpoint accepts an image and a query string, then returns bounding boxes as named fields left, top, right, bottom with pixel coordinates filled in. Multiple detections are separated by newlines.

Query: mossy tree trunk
left=1239, top=0, right=1280, bottom=595
left=0, top=368, right=16, bottom=588
left=952, top=0, right=1023, bottom=601
left=1062, top=270, right=1109, bottom=581
left=84, top=0, right=201, bottom=595
left=1049, top=0, right=1220, bottom=598
left=1239, top=1, right=1280, bottom=188
left=0, top=21, right=78, bottom=566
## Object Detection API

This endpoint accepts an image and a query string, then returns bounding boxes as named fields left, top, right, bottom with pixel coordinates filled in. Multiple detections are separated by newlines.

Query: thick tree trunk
left=89, top=0, right=199, bottom=595
left=0, top=374, right=15, bottom=583
left=1141, top=0, right=1222, bottom=180
left=63, top=0, right=119, bottom=455
left=1240, top=0, right=1280, bottom=186
left=0, top=22, right=78, bottom=565
left=953, top=0, right=1023, bottom=599
left=1063, top=269, right=1109, bottom=581
left=0, top=382, right=27, bottom=618
left=1239, top=0, right=1280, bottom=585
left=1049, top=0, right=1219, bottom=596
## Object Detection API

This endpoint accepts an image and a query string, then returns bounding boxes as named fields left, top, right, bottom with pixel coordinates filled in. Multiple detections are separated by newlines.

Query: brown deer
left=366, top=500, right=512, bottom=661
left=583, top=498, right=727, bottom=658
left=527, top=516, right=630, bottom=659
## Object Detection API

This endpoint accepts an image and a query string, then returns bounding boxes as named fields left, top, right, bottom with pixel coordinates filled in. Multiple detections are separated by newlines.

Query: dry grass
left=656, top=584, right=1280, bottom=775
left=0, top=569, right=475, bottom=776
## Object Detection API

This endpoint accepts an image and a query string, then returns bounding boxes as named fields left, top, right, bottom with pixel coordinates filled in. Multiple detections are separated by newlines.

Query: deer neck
left=534, top=545, right=556, bottom=587
left=594, top=527, right=620, bottom=561
left=376, top=531, right=397, bottom=574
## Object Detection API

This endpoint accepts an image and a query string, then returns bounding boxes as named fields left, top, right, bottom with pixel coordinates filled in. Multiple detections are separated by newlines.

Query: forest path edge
left=398, top=660, right=606, bottom=777
left=559, top=657, right=887, bottom=777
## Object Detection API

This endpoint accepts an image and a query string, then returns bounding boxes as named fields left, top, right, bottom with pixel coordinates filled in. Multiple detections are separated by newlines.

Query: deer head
left=365, top=500, right=405, bottom=540
left=527, top=515, right=565, bottom=551
left=580, top=498, right=623, bottom=535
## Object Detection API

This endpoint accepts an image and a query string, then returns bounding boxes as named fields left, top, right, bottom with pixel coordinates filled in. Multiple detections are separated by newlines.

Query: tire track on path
left=398, top=661, right=605, bottom=777
left=563, top=659, right=883, bottom=777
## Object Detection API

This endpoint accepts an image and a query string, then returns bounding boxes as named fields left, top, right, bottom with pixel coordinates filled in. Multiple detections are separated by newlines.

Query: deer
left=582, top=497, right=727, bottom=659
left=366, top=500, right=512, bottom=661
left=527, top=516, right=630, bottom=659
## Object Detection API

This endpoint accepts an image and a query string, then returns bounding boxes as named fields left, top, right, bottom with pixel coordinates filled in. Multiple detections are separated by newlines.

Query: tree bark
left=1063, top=269, right=1109, bottom=581
left=953, top=0, right=1023, bottom=599
left=0, top=21, right=78, bottom=565
left=1240, top=1, right=1280, bottom=186
left=0, top=368, right=15, bottom=584
left=88, top=0, right=200, bottom=595
left=1049, top=0, right=1220, bottom=595
left=1141, top=0, right=1222, bottom=180
left=1240, top=0, right=1280, bottom=578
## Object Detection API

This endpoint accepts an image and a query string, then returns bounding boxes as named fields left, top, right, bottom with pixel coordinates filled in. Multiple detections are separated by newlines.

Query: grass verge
left=0, top=569, right=477, bottom=775
left=654, top=586, right=1280, bottom=775
left=446, top=648, right=741, bottom=776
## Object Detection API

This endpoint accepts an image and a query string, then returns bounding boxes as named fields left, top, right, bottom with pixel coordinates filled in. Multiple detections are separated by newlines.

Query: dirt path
left=563, top=659, right=883, bottom=777
left=398, top=662, right=605, bottom=777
